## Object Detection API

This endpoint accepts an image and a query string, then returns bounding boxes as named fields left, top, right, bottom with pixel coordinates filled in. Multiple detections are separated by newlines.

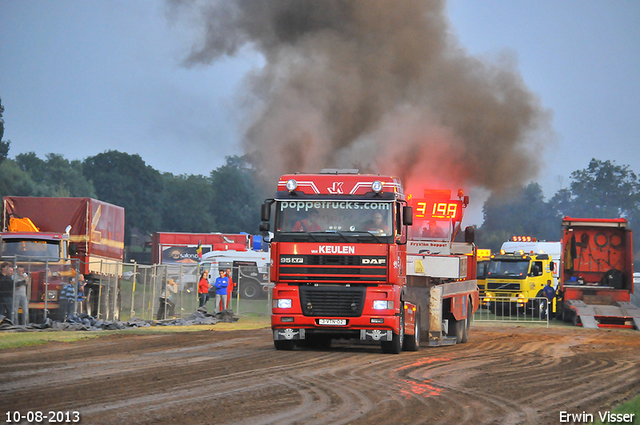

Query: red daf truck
left=1, top=197, right=125, bottom=322
left=558, top=217, right=639, bottom=329
left=260, top=170, right=479, bottom=353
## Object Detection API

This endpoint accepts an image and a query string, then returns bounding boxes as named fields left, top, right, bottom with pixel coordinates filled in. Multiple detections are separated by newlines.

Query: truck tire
left=382, top=310, right=404, bottom=354
left=460, top=299, right=472, bottom=344
left=572, top=313, right=580, bottom=327
left=274, top=340, right=296, bottom=350
left=450, top=314, right=465, bottom=342
left=403, top=308, right=420, bottom=351
left=241, top=281, right=261, bottom=299
left=449, top=299, right=471, bottom=344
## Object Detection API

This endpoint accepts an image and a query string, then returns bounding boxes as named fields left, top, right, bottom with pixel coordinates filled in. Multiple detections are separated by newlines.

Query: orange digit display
left=416, top=202, right=428, bottom=218
left=411, top=199, right=462, bottom=221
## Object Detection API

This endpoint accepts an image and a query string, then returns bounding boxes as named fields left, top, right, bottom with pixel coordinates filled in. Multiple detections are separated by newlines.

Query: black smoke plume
left=171, top=0, right=552, bottom=193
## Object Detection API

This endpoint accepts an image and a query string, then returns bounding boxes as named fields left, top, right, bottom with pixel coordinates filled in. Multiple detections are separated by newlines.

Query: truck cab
left=0, top=229, right=74, bottom=321
left=484, top=250, right=555, bottom=317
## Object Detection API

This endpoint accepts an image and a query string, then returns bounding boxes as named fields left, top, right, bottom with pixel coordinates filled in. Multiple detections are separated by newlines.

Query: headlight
left=371, top=180, right=383, bottom=193
left=286, top=179, right=297, bottom=192
left=373, top=300, right=393, bottom=310
left=276, top=299, right=292, bottom=309
left=47, top=290, right=58, bottom=301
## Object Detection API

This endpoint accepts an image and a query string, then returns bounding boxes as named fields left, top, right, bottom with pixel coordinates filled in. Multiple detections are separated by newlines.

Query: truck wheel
left=572, top=313, right=580, bottom=327
left=561, top=304, right=572, bottom=323
left=460, top=299, right=472, bottom=344
left=382, top=310, right=404, bottom=354
left=556, top=301, right=564, bottom=321
left=274, top=340, right=296, bottom=350
left=403, top=308, right=420, bottom=351
left=241, top=282, right=260, bottom=299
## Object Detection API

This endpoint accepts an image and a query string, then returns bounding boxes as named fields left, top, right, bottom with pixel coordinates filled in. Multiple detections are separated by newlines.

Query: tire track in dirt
left=1, top=327, right=639, bottom=425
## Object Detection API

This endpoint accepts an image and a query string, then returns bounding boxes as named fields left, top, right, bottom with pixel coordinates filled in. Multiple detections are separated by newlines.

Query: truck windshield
left=1, top=239, right=61, bottom=262
left=274, top=200, right=394, bottom=243
left=477, top=261, right=489, bottom=279
left=408, top=217, right=452, bottom=241
left=487, top=260, right=529, bottom=279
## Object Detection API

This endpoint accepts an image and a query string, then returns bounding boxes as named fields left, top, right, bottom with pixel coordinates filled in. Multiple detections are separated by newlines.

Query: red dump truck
left=260, top=170, right=479, bottom=353
left=1, top=197, right=125, bottom=322
left=558, top=217, right=639, bottom=329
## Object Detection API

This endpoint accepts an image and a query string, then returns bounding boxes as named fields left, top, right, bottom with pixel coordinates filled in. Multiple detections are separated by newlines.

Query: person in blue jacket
left=214, top=269, right=228, bottom=314
left=542, top=281, right=556, bottom=319
left=59, top=274, right=86, bottom=320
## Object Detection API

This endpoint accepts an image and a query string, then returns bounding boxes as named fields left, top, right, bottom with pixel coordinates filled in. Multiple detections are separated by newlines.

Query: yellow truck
left=476, top=249, right=491, bottom=297
left=483, top=248, right=557, bottom=317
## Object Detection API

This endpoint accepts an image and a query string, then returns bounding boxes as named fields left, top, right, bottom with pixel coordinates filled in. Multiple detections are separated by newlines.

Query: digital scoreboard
left=412, top=199, right=463, bottom=221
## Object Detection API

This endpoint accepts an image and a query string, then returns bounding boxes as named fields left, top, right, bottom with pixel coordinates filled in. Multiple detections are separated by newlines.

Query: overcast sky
left=1, top=1, right=639, bottom=226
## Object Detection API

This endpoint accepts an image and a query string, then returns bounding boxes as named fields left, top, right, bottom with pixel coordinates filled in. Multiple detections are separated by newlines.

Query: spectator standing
left=0, top=262, right=15, bottom=320
left=542, top=281, right=556, bottom=319
left=214, top=270, right=228, bottom=314
left=198, top=270, right=210, bottom=308
left=59, top=274, right=85, bottom=320
left=13, top=266, right=29, bottom=325
left=157, top=279, right=178, bottom=319
left=225, top=268, right=234, bottom=310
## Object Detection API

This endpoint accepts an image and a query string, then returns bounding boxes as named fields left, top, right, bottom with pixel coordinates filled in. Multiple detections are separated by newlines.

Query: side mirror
left=259, top=222, right=270, bottom=232
left=464, top=226, right=475, bottom=244
left=549, top=261, right=555, bottom=272
left=403, top=206, right=413, bottom=226
left=261, top=202, right=271, bottom=222
left=69, top=243, right=78, bottom=256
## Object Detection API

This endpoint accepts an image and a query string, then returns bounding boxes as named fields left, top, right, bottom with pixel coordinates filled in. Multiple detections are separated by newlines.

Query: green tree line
left=1, top=98, right=639, bottom=256
left=0, top=148, right=269, bottom=244
left=476, top=159, right=640, bottom=255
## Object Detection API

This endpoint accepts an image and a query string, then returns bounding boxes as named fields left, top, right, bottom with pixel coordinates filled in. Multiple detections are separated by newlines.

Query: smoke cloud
left=171, top=0, right=552, bottom=194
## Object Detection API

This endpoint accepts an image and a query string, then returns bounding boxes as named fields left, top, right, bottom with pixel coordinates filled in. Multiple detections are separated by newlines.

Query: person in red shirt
left=292, top=209, right=322, bottom=232
left=198, top=270, right=210, bottom=308
left=225, top=268, right=234, bottom=310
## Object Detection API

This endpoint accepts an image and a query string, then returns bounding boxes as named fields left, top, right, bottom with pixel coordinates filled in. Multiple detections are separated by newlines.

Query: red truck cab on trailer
left=1, top=197, right=125, bottom=322
left=261, top=170, right=479, bottom=353
left=559, top=217, right=639, bottom=329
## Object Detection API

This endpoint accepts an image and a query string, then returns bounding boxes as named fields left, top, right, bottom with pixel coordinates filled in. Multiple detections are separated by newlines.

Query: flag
left=196, top=240, right=202, bottom=259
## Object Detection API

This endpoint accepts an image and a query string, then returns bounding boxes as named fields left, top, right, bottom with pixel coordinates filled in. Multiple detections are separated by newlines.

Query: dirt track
left=1, top=325, right=639, bottom=425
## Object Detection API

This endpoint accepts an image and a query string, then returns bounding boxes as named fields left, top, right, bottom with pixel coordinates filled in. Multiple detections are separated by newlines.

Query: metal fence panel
left=2, top=256, right=272, bottom=324
left=474, top=296, right=551, bottom=327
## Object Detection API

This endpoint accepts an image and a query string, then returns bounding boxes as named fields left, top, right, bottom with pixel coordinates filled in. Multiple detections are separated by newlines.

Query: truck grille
left=298, top=285, right=366, bottom=317
left=279, top=255, right=387, bottom=283
left=487, top=282, right=520, bottom=291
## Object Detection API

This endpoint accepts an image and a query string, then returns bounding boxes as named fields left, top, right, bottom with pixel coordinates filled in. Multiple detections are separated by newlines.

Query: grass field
left=0, top=314, right=271, bottom=350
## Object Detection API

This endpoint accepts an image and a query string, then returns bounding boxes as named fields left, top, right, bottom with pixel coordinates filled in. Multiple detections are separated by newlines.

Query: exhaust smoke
left=171, top=0, right=552, bottom=193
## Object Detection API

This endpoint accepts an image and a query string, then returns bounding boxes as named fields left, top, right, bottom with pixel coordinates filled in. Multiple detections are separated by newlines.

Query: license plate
left=318, top=319, right=346, bottom=326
